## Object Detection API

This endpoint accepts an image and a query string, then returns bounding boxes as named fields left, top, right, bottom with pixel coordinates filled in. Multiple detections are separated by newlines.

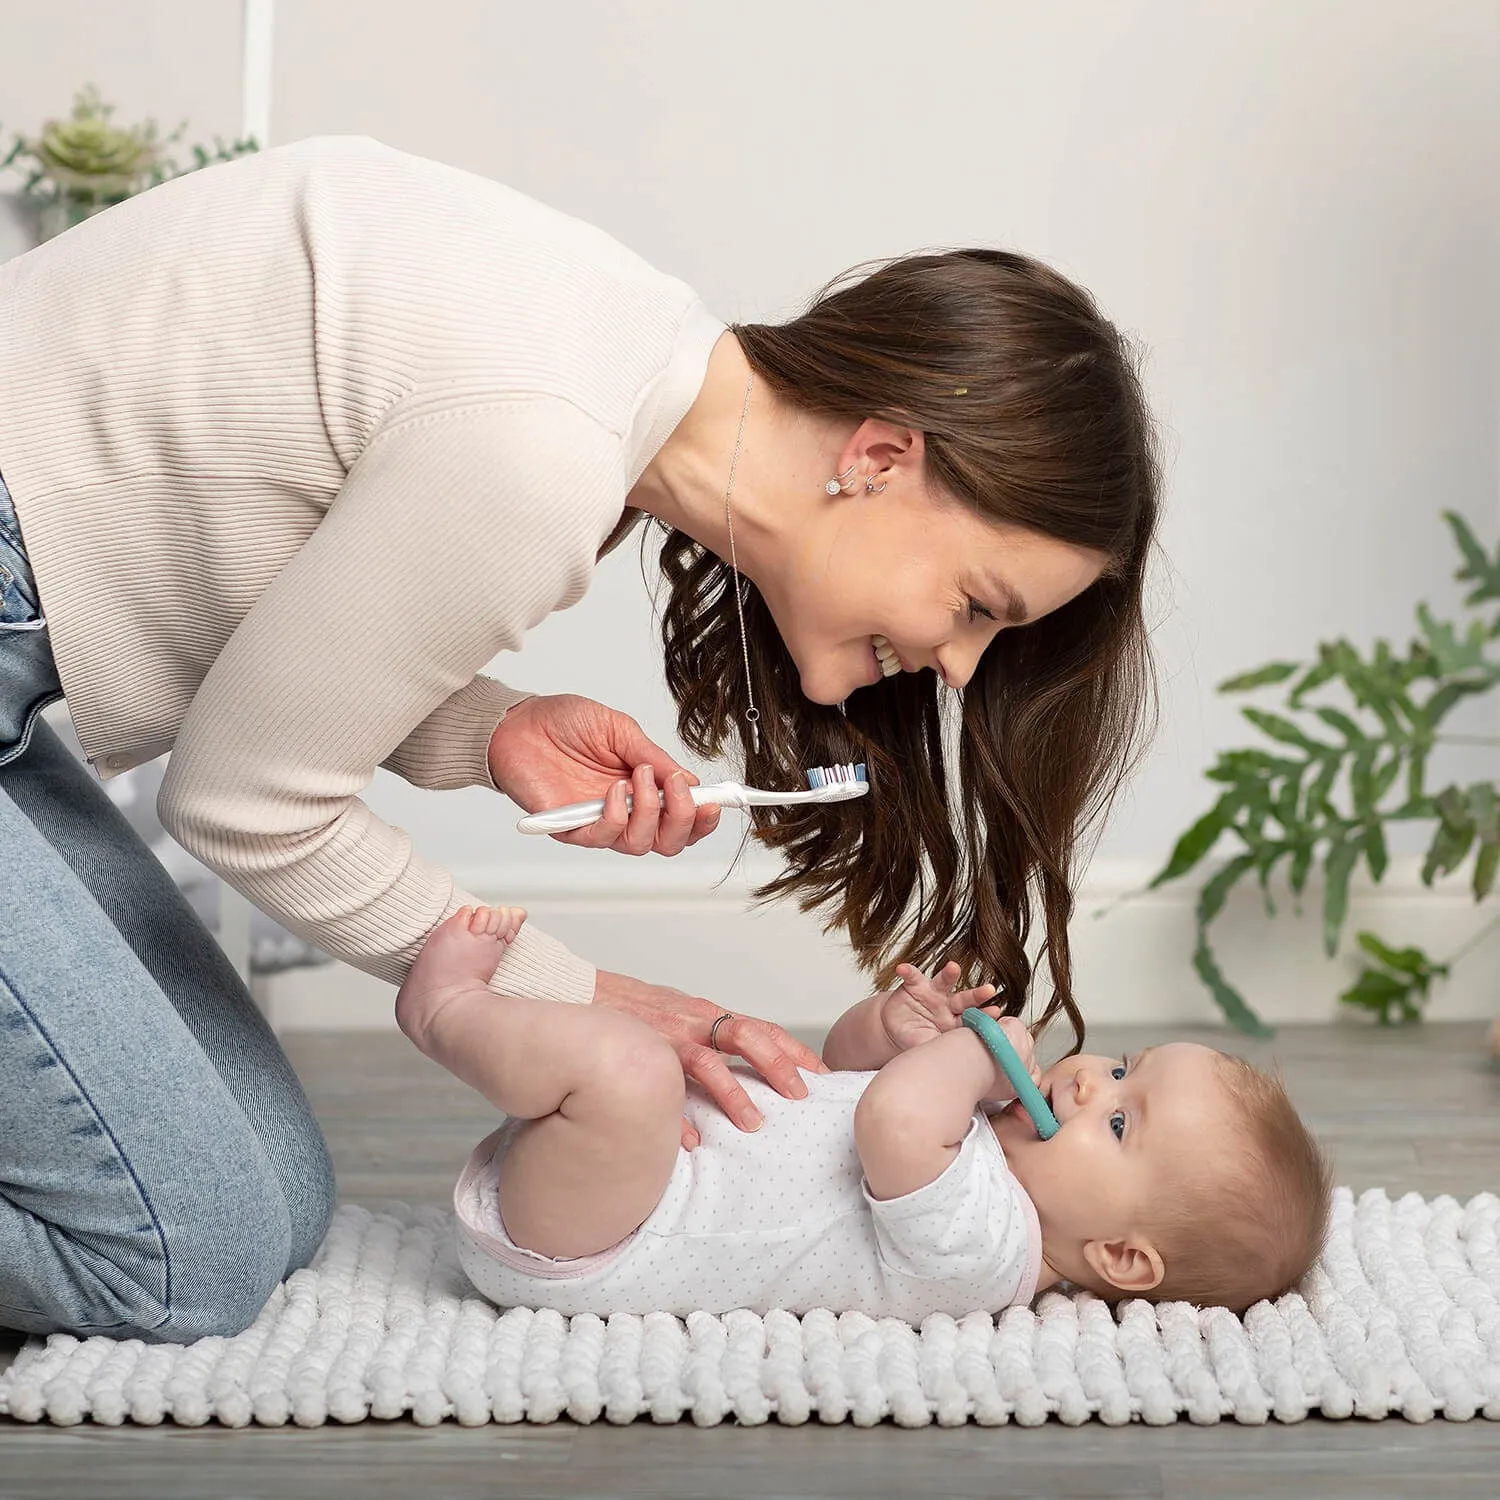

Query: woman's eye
left=967, top=598, right=996, bottom=624
left=1110, top=1110, right=1126, bottom=1141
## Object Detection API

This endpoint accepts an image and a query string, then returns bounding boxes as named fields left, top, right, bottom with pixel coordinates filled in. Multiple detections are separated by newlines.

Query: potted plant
left=2, top=84, right=257, bottom=242
left=1144, top=511, right=1499, bottom=1036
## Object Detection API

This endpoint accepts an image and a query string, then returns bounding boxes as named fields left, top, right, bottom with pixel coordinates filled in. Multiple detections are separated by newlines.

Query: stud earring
left=865, top=474, right=888, bottom=495
left=823, top=464, right=857, bottom=497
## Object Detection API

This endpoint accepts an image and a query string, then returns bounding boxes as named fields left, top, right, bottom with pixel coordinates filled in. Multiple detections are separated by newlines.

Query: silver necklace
left=723, top=373, right=760, bottom=754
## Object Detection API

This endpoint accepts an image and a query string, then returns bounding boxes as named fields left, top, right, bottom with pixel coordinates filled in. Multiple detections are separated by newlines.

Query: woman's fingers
left=618, top=762, right=661, bottom=856
left=680, top=1044, right=764, bottom=1131
left=559, top=777, right=633, bottom=850
left=680, top=1016, right=827, bottom=1133
left=552, top=759, right=723, bottom=856
left=685, top=802, right=721, bottom=846
left=655, top=769, right=699, bottom=856
left=718, top=1015, right=827, bottom=1092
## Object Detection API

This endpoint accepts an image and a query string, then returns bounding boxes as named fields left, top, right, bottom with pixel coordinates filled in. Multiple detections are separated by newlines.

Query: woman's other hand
left=592, top=969, right=827, bottom=1148
left=487, top=693, right=721, bottom=856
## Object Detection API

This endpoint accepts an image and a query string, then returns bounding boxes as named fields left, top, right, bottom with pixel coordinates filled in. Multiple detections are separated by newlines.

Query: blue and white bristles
left=806, top=763, right=867, bottom=790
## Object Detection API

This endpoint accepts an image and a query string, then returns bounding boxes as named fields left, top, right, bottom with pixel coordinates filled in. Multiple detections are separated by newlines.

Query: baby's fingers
left=996, top=1015, right=1039, bottom=1075
left=949, top=981, right=998, bottom=1015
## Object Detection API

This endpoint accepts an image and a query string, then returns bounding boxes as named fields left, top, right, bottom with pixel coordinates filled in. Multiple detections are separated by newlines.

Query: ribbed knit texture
left=0, top=136, right=725, bottom=1005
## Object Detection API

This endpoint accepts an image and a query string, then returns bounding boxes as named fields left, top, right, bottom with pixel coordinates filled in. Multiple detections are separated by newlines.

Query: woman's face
left=753, top=479, right=1108, bottom=706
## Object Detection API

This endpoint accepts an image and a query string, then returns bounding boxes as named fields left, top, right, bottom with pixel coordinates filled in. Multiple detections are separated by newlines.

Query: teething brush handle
left=515, top=783, right=751, bottom=836
left=959, top=1008, right=1059, bottom=1139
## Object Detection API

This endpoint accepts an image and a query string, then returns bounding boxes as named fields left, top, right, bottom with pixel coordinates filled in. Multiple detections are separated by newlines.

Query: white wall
left=4, top=2, right=1497, bottom=1028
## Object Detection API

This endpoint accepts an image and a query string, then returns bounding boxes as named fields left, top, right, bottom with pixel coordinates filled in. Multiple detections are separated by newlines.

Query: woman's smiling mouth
left=871, top=634, right=902, bottom=677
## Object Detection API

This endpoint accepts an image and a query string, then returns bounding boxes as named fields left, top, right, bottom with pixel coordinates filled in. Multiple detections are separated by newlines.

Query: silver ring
left=708, top=1012, right=736, bottom=1051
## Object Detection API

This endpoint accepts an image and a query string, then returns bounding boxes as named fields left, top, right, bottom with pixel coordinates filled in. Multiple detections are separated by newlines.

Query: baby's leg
left=396, top=907, right=683, bottom=1259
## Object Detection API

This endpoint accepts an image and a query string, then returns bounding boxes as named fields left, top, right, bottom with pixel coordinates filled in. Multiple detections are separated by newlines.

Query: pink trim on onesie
left=453, top=1123, right=638, bottom=1280
left=1015, top=1183, right=1045, bottom=1306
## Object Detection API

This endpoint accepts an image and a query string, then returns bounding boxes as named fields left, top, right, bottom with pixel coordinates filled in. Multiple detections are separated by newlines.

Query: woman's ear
left=1081, top=1236, right=1165, bottom=1296
left=835, top=420, right=925, bottom=491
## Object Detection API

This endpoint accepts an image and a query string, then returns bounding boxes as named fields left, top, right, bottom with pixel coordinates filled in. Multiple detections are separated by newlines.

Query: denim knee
left=133, top=1159, right=297, bottom=1343
left=281, top=1125, right=338, bottom=1276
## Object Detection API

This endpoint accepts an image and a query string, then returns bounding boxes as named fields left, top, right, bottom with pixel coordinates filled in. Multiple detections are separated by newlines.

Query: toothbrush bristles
left=807, top=762, right=868, bottom=790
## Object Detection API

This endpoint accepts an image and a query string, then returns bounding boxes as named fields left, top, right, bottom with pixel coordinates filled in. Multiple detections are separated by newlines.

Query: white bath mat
left=2, top=1186, right=1497, bottom=1429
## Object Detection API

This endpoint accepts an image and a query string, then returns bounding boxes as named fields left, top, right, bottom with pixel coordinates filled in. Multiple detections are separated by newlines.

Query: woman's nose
left=934, top=637, right=987, bottom=691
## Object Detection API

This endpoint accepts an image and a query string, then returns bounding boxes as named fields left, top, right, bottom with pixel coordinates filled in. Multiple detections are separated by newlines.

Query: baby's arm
left=823, top=963, right=1000, bottom=1071
left=855, top=1021, right=1033, bottom=1200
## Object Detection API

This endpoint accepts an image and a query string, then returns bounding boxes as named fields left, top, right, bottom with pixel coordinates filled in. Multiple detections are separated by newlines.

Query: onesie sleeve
left=863, top=1115, right=1043, bottom=1309
left=157, top=397, right=622, bottom=1007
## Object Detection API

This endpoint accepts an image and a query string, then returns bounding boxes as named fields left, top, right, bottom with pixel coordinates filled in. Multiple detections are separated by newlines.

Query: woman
left=0, top=136, right=1158, bottom=1342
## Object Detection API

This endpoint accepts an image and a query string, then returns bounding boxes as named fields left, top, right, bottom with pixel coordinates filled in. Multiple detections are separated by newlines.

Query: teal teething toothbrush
left=960, top=1008, right=1059, bottom=1139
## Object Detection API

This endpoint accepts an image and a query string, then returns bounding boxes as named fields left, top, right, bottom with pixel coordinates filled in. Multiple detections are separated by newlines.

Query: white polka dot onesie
left=454, top=1067, right=1043, bottom=1321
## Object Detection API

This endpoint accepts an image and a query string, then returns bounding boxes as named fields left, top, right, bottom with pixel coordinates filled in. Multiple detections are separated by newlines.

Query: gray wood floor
left=3, top=1018, right=1499, bottom=1499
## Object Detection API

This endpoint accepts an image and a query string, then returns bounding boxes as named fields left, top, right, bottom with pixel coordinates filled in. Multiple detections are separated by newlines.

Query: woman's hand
left=879, top=961, right=1001, bottom=1053
left=592, top=969, right=828, bottom=1148
left=487, top=693, right=721, bottom=856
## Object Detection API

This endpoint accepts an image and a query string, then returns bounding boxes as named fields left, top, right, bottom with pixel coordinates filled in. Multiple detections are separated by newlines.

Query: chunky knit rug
left=3, top=1186, right=1497, bottom=1429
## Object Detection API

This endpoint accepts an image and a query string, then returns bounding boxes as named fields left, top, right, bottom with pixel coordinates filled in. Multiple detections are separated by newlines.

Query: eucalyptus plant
left=2, top=84, right=257, bottom=239
left=1148, top=511, right=1500, bottom=1036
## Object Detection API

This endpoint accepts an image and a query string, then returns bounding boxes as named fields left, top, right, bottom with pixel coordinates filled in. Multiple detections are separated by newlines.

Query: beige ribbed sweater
left=0, top=136, right=725, bottom=1006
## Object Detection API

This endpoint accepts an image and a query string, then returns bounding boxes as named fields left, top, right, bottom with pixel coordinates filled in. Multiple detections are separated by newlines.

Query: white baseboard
left=255, top=856, right=1498, bottom=1033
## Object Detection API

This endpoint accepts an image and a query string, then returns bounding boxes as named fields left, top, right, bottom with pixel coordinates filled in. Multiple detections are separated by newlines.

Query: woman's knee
left=135, top=1157, right=299, bottom=1342
left=3, top=1158, right=296, bottom=1343
left=280, top=1124, right=337, bottom=1275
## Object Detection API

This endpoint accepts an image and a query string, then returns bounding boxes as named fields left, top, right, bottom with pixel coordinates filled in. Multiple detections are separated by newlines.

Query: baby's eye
left=1111, top=1060, right=1128, bottom=1081
left=1110, top=1110, right=1126, bottom=1141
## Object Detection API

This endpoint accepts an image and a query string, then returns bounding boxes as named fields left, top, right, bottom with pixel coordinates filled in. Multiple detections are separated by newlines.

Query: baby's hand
left=880, top=961, right=1001, bottom=1053
left=978, top=1014, right=1042, bottom=1105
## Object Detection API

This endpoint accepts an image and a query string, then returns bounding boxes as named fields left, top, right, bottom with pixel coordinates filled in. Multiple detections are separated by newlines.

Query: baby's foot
left=399, top=905, right=527, bottom=1009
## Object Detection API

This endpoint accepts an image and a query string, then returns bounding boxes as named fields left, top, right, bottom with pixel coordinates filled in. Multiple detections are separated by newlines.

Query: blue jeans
left=0, top=472, right=335, bottom=1341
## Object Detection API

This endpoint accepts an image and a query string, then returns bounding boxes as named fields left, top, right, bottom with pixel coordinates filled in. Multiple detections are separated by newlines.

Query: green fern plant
left=1148, top=511, right=1500, bottom=1035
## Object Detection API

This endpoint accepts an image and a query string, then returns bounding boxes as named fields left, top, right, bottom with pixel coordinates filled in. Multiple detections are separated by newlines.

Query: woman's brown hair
left=657, top=249, right=1160, bottom=1050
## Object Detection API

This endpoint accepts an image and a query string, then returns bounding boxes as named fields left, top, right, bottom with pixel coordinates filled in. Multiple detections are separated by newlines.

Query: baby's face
left=990, top=1042, right=1234, bottom=1252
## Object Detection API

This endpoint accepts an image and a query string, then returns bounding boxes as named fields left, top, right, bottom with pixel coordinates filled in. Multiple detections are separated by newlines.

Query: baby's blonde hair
left=1147, top=1053, right=1334, bottom=1312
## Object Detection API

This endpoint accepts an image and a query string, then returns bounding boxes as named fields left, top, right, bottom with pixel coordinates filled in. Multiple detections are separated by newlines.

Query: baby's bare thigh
left=498, top=1022, right=685, bottom=1259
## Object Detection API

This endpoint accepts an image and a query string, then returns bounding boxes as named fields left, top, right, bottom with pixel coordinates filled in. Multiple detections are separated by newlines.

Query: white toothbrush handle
left=516, top=782, right=750, bottom=836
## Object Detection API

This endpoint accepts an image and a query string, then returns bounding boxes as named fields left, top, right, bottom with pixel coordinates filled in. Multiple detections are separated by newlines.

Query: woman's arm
left=854, top=1020, right=1033, bottom=1200
left=158, top=399, right=617, bottom=1006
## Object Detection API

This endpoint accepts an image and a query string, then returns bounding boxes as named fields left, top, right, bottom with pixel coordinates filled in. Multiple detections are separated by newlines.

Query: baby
left=397, top=906, right=1333, bottom=1319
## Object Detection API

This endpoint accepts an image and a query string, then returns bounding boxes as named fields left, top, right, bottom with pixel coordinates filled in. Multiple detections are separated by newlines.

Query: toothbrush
left=960, top=1007, right=1060, bottom=1139
left=515, top=763, right=870, bottom=836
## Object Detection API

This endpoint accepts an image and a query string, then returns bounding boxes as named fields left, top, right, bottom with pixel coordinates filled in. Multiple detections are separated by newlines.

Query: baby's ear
left=1082, top=1236, right=1164, bottom=1296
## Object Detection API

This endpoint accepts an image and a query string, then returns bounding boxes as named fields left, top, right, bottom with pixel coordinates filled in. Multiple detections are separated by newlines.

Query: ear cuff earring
left=823, top=466, right=888, bottom=496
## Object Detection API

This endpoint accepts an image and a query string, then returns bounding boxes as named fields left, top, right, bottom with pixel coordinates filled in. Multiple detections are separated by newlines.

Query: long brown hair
left=657, top=249, right=1160, bottom=1050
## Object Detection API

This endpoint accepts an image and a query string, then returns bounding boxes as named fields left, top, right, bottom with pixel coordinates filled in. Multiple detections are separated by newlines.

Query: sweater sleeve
left=157, top=397, right=622, bottom=1005
left=379, top=673, right=531, bottom=791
